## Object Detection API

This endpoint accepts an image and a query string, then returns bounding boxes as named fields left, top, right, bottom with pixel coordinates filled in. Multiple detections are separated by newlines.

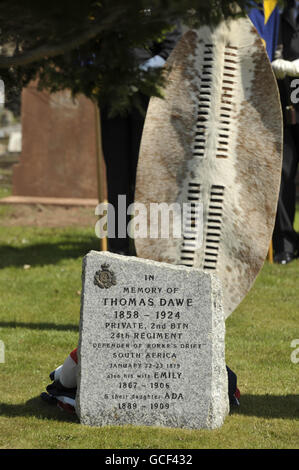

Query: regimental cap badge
left=94, top=263, right=117, bottom=289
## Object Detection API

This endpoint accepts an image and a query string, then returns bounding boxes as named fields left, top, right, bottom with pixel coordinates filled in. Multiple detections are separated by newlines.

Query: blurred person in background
left=271, top=0, right=299, bottom=264
left=100, top=18, right=182, bottom=256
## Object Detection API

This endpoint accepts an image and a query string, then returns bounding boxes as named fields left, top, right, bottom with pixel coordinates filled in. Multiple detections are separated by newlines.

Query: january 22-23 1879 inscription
left=76, top=251, right=229, bottom=430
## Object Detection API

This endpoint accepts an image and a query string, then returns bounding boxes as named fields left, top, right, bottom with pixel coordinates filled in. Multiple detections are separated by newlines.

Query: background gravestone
left=12, top=81, right=106, bottom=201
left=76, top=251, right=229, bottom=429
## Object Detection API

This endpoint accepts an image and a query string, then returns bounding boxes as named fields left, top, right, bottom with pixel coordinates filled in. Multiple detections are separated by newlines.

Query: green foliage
left=0, top=0, right=255, bottom=115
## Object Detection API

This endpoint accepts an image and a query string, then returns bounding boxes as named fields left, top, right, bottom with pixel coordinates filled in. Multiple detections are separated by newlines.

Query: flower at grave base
left=94, top=263, right=116, bottom=289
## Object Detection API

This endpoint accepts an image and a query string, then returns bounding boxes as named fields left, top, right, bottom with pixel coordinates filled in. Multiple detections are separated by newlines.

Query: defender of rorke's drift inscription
left=94, top=263, right=117, bottom=289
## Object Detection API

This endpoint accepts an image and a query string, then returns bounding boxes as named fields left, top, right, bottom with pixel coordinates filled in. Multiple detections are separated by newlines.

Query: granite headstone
left=76, top=251, right=229, bottom=429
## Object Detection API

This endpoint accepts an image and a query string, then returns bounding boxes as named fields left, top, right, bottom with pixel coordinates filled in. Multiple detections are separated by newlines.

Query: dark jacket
left=276, top=0, right=299, bottom=125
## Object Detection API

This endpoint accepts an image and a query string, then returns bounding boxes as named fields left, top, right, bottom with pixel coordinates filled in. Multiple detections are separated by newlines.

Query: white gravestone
left=76, top=251, right=229, bottom=429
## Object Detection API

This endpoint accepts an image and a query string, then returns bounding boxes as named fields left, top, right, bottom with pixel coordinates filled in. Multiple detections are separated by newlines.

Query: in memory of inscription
left=76, top=251, right=229, bottom=429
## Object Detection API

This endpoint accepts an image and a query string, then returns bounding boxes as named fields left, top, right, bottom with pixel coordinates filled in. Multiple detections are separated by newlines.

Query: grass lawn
left=0, top=201, right=298, bottom=449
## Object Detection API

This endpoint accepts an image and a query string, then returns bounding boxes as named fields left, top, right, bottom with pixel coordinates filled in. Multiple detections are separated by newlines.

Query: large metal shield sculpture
left=134, top=17, right=283, bottom=318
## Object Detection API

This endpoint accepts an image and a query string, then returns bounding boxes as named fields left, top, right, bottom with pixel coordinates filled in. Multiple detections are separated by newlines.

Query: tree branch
left=0, top=9, right=125, bottom=68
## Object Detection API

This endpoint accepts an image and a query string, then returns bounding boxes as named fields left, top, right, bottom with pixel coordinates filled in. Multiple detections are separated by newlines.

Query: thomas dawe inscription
left=76, top=251, right=229, bottom=429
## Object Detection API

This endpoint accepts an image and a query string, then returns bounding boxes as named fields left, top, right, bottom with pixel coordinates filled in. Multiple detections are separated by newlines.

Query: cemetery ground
left=0, top=187, right=298, bottom=449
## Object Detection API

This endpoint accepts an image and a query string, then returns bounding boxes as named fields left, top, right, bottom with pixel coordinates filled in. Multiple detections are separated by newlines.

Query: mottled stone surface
left=76, top=251, right=229, bottom=429
left=135, top=17, right=283, bottom=318
left=12, top=82, right=106, bottom=200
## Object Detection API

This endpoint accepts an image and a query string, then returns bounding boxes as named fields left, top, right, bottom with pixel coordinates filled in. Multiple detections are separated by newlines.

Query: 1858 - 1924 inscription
left=76, top=251, right=229, bottom=429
